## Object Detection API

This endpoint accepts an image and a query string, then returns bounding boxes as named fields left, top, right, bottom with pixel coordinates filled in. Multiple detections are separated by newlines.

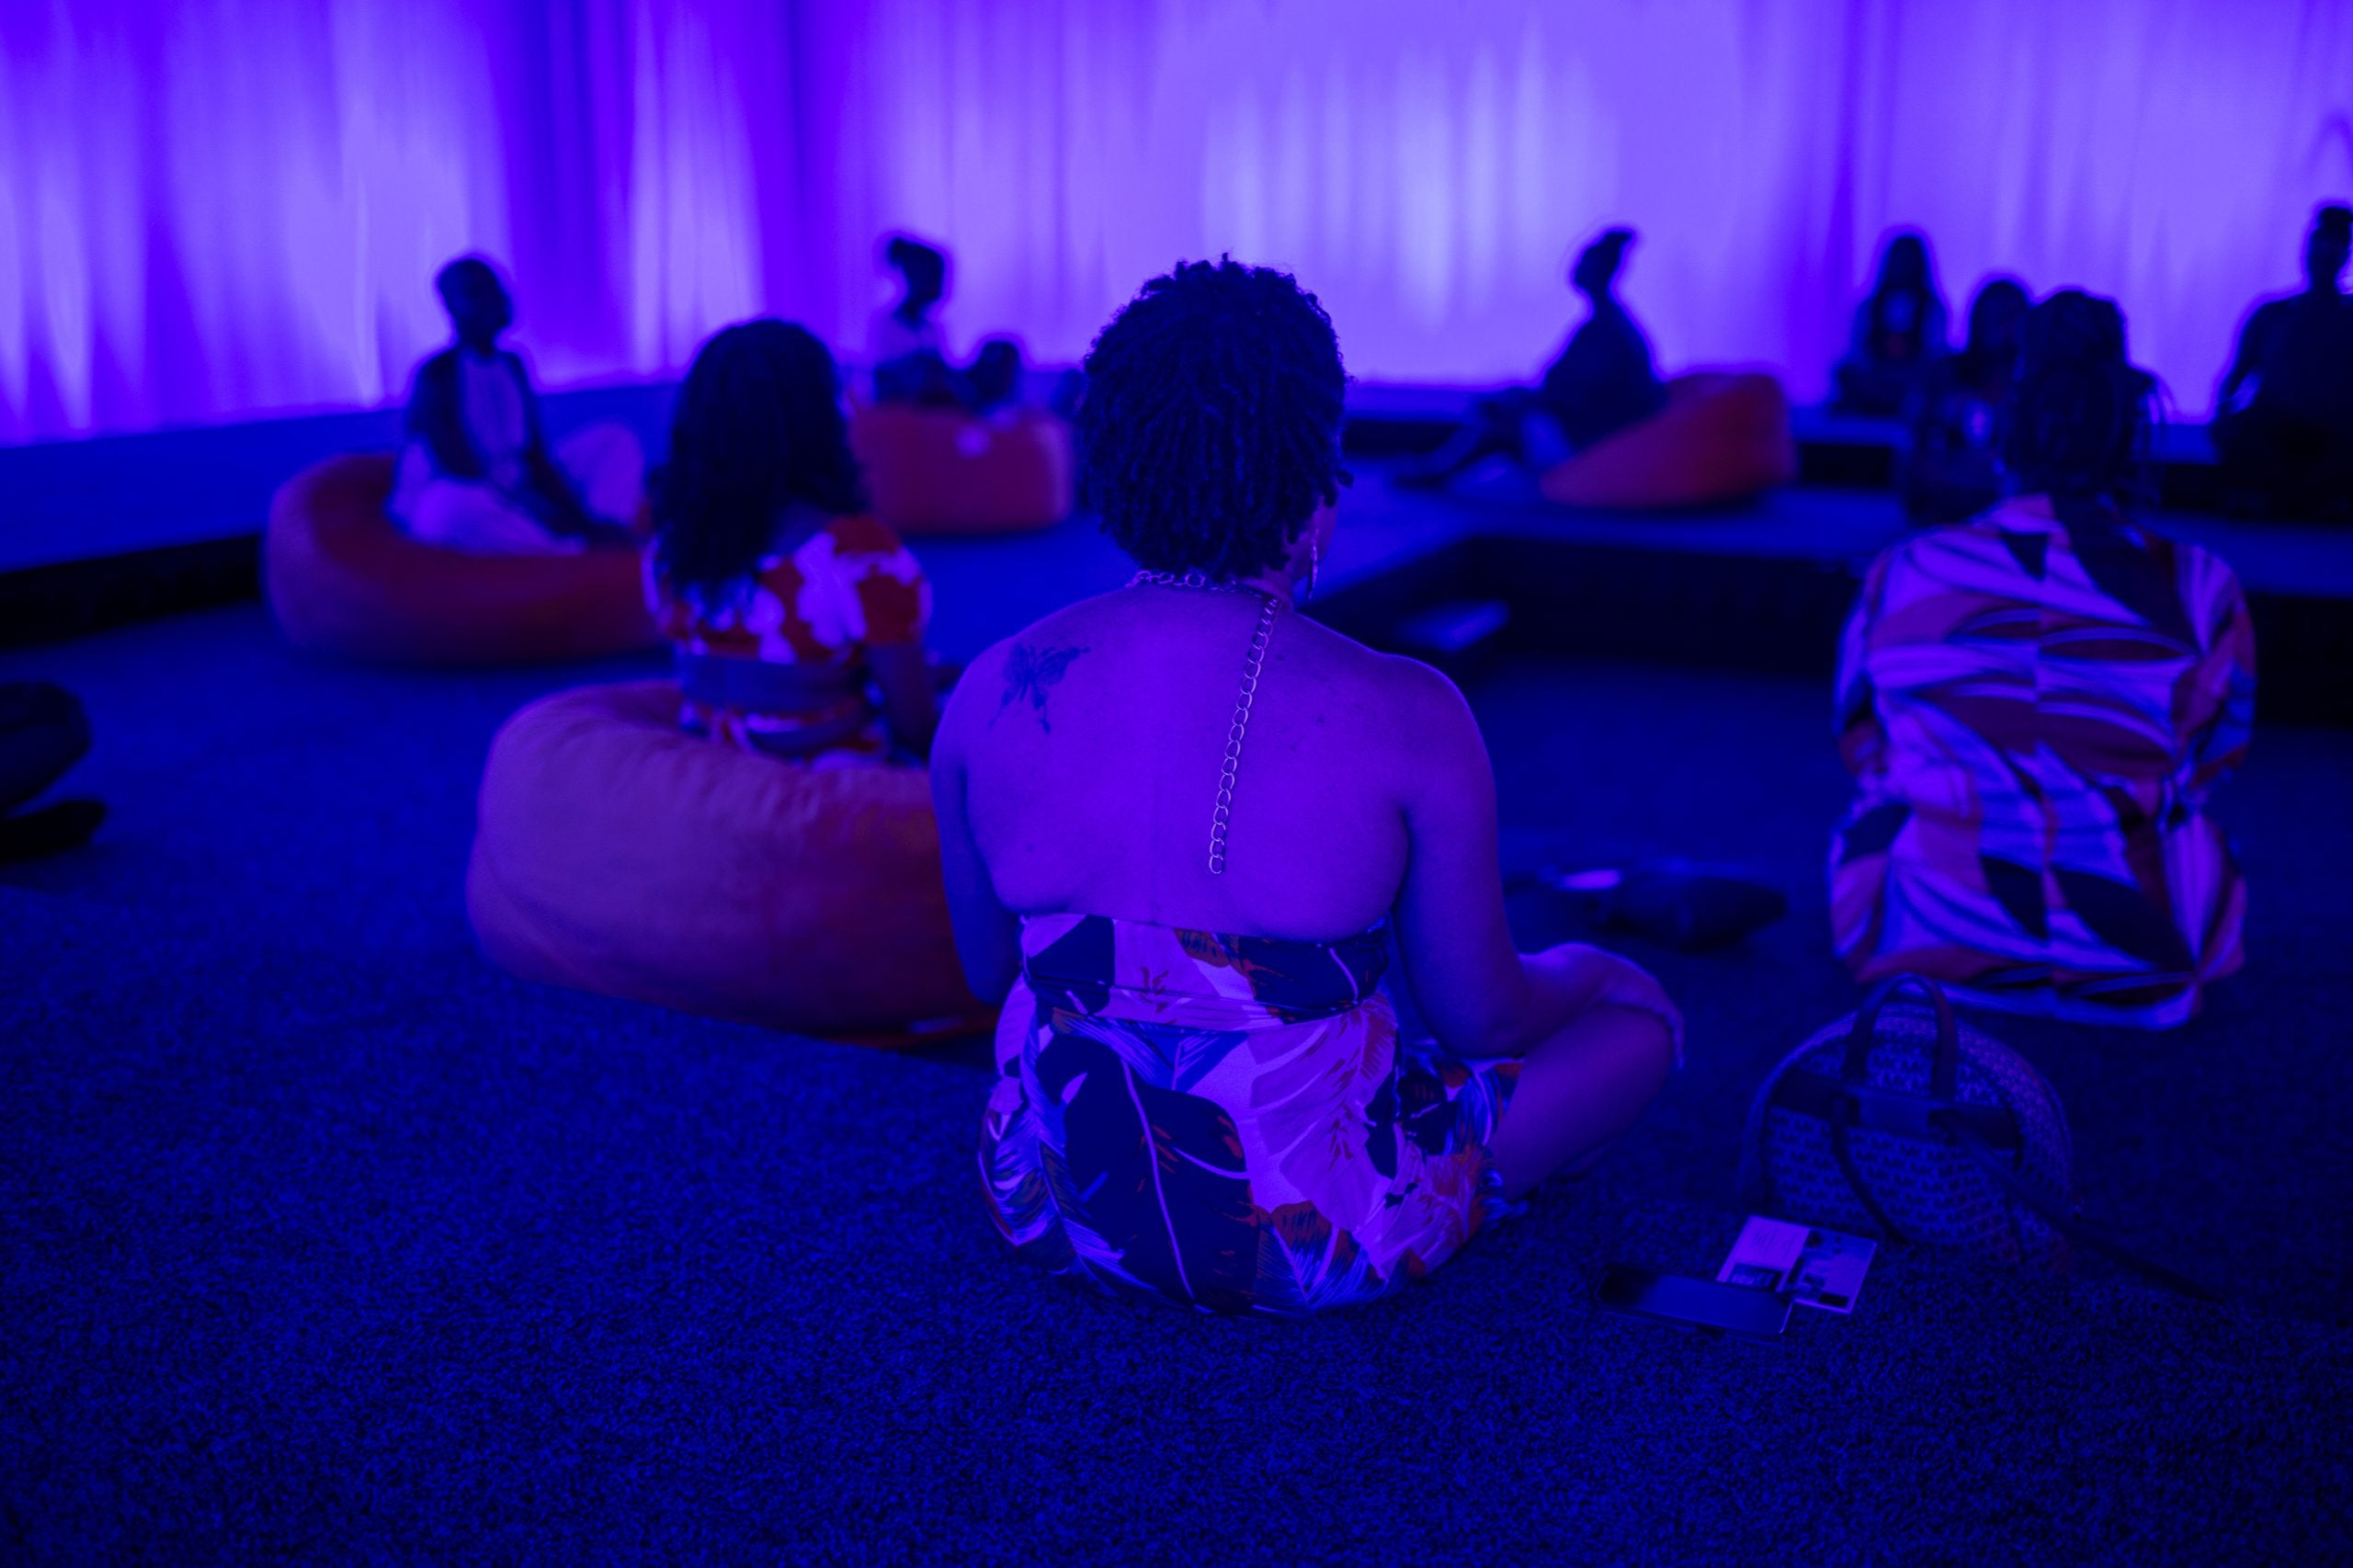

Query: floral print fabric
left=981, top=914, right=1522, bottom=1317
left=1831, top=494, right=2256, bottom=1028
left=644, top=512, right=930, bottom=759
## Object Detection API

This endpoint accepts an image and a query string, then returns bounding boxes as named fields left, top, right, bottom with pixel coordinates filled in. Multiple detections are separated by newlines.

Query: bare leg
left=554, top=423, right=648, bottom=531
left=1485, top=1004, right=1675, bottom=1198
left=402, top=479, right=581, bottom=556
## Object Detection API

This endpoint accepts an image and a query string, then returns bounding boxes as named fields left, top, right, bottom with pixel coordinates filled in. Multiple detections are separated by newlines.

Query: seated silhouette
left=1833, top=290, right=2255, bottom=1030
left=1833, top=231, right=1950, bottom=416
left=647, top=320, right=938, bottom=764
left=1901, top=276, right=2029, bottom=523
left=1401, top=228, right=1667, bottom=489
left=869, top=236, right=1025, bottom=415
left=935, top=258, right=1680, bottom=1317
left=2214, top=204, right=2353, bottom=518
left=391, top=257, right=642, bottom=555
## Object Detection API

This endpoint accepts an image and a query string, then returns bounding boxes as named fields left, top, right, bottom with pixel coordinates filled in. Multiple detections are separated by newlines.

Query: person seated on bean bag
left=2213, top=203, right=2353, bottom=519
left=1833, top=289, right=2256, bottom=1030
left=1832, top=231, right=1950, bottom=416
left=870, top=235, right=949, bottom=384
left=934, top=257, right=1681, bottom=1318
left=1399, top=228, right=1668, bottom=489
left=964, top=337, right=1027, bottom=414
left=1901, top=276, right=2030, bottom=524
left=647, top=318, right=938, bottom=764
left=390, top=256, right=643, bottom=555
left=870, top=234, right=1028, bottom=415
left=0, top=682, right=103, bottom=863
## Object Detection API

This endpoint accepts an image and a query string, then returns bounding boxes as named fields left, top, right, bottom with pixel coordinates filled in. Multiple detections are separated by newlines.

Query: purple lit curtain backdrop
left=6, top=0, right=2352, bottom=444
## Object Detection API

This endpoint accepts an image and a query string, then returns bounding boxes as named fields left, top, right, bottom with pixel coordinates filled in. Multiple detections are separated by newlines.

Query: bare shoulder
left=1292, top=622, right=1489, bottom=777
left=938, top=602, right=1109, bottom=753
left=1304, top=621, right=1475, bottom=722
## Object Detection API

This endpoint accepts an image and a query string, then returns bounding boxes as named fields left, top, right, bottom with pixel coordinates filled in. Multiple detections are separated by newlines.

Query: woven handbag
left=1738, top=974, right=2214, bottom=1299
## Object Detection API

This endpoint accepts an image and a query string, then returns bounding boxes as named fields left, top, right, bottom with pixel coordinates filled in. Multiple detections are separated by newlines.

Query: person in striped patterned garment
left=1832, top=290, right=2256, bottom=1029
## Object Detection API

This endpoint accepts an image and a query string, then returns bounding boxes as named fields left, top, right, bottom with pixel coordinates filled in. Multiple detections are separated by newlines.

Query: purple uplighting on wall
left=5, top=0, right=2351, bottom=444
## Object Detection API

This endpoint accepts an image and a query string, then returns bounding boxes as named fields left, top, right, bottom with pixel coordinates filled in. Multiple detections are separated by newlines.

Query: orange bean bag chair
left=266, top=453, right=657, bottom=665
left=465, top=680, right=987, bottom=1044
left=848, top=404, right=1074, bottom=534
left=1540, top=372, right=1795, bottom=510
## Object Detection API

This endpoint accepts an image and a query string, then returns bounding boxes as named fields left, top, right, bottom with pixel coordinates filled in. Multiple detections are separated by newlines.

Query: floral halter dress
left=981, top=913, right=1524, bottom=1317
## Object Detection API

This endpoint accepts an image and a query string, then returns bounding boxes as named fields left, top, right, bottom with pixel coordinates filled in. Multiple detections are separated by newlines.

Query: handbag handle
left=1843, top=972, right=1961, bottom=1100
left=1933, top=1110, right=2222, bottom=1303
left=1828, top=1103, right=1910, bottom=1246
left=1826, top=972, right=1956, bottom=1252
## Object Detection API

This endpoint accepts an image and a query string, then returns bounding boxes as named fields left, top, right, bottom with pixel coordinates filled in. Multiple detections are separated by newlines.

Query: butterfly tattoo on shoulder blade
left=995, top=642, right=1090, bottom=732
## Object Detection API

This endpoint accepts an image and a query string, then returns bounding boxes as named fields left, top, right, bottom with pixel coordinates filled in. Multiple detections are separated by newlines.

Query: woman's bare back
left=934, top=256, right=1675, bottom=1231
left=936, top=580, right=1680, bottom=1200
left=947, top=585, right=1422, bottom=942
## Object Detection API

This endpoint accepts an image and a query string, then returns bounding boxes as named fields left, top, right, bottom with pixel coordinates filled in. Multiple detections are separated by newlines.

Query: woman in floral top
left=645, top=320, right=937, bottom=764
left=1833, top=291, right=2256, bottom=1028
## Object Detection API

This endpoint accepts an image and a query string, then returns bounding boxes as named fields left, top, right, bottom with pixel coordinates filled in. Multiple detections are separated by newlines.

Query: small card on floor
left=1718, top=1216, right=1877, bottom=1314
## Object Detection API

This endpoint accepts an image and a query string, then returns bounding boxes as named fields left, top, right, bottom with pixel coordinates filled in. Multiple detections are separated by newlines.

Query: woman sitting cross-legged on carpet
left=646, top=319, right=938, bottom=764
left=930, top=260, right=1682, bottom=1318
left=1833, top=290, right=2257, bottom=1029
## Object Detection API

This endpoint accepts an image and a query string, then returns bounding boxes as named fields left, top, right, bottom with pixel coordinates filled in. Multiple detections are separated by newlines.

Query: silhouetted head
left=1571, top=229, right=1637, bottom=300
left=2307, top=204, right=2351, bottom=292
left=436, top=256, right=512, bottom=349
left=885, top=236, right=949, bottom=312
left=1079, top=257, right=1347, bottom=582
left=1879, top=233, right=1933, bottom=294
left=1961, top=277, right=2031, bottom=365
left=652, top=320, right=866, bottom=601
left=968, top=337, right=1025, bottom=408
left=2002, top=289, right=2155, bottom=502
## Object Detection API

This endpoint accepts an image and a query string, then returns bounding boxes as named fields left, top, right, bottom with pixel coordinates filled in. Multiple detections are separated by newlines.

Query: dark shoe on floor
left=1391, top=463, right=1458, bottom=492
left=1525, top=860, right=1788, bottom=951
left=0, top=681, right=93, bottom=814
left=0, top=798, right=106, bottom=863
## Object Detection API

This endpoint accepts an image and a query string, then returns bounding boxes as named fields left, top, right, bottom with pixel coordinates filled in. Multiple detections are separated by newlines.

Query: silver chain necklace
left=1129, top=570, right=1283, bottom=876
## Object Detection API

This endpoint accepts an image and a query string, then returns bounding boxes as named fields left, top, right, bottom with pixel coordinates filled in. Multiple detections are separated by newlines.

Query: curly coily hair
left=1076, top=257, right=1348, bottom=582
left=2002, top=289, right=2158, bottom=503
left=651, top=319, right=867, bottom=603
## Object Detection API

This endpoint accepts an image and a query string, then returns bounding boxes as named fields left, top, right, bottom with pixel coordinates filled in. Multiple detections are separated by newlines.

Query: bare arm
left=407, top=358, right=486, bottom=481
left=929, top=654, right=1020, bottom=1002
left=2217, top=307, right=2268, bottom=411
left=510, top=366, right=605, bottom=535
left=1387, top=663, right=1673, bottom=1058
